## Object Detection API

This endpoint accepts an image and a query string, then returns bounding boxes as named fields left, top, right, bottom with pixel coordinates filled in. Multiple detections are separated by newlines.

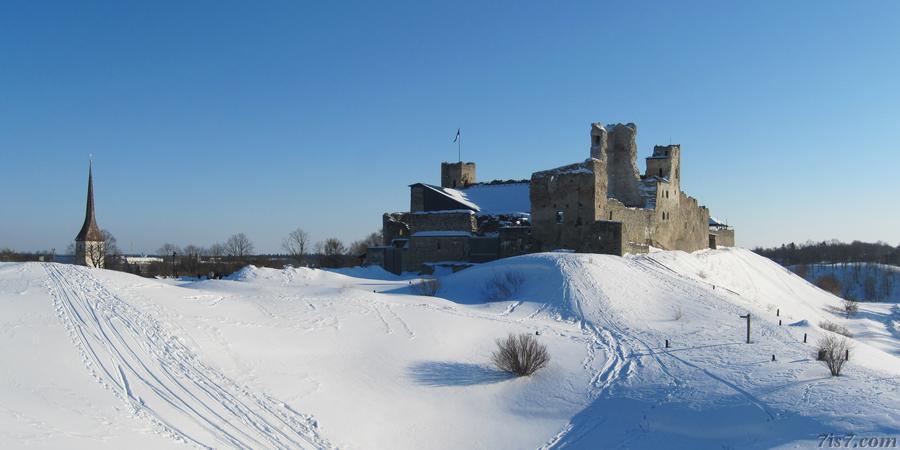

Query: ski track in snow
left=42, top=263, right=332, bottom=449
left=541, top=255, right=783, bottom=449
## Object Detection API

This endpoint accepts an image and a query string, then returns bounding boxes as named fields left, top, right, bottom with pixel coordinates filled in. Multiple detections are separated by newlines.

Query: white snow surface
left=456, top=182, right=531, bottom=216
left=0, top=248, right=898, bottom=449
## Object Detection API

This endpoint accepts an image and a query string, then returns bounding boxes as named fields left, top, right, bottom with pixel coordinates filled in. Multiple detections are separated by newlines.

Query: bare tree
left=102, top=229, right=121, bottom=269
left=318, top=238, right=346, bottom=268
left=282, top=228, right=310, bottom=265
left=817, top=334, right=852, bottom=376
left=225, top=233, right=254, bottom=259
left=85, top=241, right=105, bottom=268
left=349, top=230, right=384, bottom=257
left=491, top=333, right=550, bottom=376
left=208, top=243, right=226, bottom=259
left=158, top=243, right=181, bottom=257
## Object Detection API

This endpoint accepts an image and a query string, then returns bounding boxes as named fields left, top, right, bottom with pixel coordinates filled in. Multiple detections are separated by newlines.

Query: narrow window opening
left=609, top=211, right=613, bottom=220
left=658, top=168, right=663, bottom=177
left=556, top=211, right=564, bottom=224
left=575, top=217, right=583, bottom=227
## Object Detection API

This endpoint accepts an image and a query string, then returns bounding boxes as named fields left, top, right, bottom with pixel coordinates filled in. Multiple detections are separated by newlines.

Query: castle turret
left=645, top=144, right=681, bottom=191
left=75, top=161, right=105, bottom=268
left=440, top=161, right=476, bottom=189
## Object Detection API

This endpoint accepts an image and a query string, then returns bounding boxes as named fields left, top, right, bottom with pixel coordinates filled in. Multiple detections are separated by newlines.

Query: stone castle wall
left=530, top=159, right=606, bottom=252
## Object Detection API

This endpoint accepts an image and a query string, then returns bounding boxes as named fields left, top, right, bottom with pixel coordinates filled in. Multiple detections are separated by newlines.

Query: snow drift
left=0, top=248, right=897, bottom=449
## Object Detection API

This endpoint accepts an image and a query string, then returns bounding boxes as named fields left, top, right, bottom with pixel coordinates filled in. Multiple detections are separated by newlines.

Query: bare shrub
left=483, top=271, right=525, bottom=301
left=842, top=298, right=859, bottom=318
left=819, top=320, right=853, bottom=338
left=411, top=277, right=440, bottom=296
left=491, top=333, right=550, bottom=376
left=814, top=275, right=842, bottom=296
left=817, top=334, right=852, bottom=376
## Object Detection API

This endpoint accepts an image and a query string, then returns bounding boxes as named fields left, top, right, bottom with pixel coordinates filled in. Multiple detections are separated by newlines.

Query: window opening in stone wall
left=556, top=211, right=564, bottom=224
left=658, top=168, right=663, bottom=177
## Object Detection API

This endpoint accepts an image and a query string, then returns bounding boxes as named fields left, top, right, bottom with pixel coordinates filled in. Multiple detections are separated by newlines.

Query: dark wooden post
left=665, top=339, right=669, bottom=348
left=739, top=313, right=751, bottom=343
left=803, top=333, right=807, bottom=343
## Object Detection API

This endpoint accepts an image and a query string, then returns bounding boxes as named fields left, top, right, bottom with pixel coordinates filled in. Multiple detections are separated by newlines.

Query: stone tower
left=645, top=144, right=681, bottom=191
left=74, top=161, right=105, bottom=268
left=440, top=161, right=476, bottom=189
left=590, top=122, right=643, bottom=207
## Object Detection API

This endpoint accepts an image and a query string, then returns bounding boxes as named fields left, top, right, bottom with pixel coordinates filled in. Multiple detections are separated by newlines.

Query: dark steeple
left=75, top=160, right=103, bottom=242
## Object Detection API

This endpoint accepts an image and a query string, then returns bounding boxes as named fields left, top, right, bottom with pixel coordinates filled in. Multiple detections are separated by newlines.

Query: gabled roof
left=76, top=162, right=104, bottom=242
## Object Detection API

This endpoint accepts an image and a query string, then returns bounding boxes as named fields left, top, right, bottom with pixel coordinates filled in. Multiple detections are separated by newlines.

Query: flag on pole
left=453, top=128, right=460, bottom=143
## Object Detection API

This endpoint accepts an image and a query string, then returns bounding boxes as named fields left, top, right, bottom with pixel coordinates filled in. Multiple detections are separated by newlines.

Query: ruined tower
left=645, top=144, right=681, bottom=191
left=440, top=161, right=476, bottom=189
left=74, top=161, right=105, bottom=268
left=590, top=122, right=643, bottom=207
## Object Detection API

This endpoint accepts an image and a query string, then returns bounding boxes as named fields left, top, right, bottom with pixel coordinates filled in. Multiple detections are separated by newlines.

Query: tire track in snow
left=42, top=263, right=332, bottom=449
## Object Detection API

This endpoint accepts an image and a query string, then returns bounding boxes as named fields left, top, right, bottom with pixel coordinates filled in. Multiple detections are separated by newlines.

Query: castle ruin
left=368, top=122, right=734, bottom=274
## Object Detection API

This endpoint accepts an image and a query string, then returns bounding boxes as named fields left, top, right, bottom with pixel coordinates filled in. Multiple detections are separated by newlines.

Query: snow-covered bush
left=411, top=278, right=440, bottom=296
left=673, top=306, right=683, bottom=321
left=843, top=298, right=859, bottom=318
left=483, top=271, right=525, bottom=301
left=491, top=333, right=549, bottom=376
left=817, top=334, right=852, bottom=376
left=819, top=320, right=853, bottom=338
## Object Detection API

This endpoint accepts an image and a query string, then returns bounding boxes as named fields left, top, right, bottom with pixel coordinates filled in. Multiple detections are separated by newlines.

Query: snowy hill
left=789, top=262, right=900, bottom=302
left=0, top=248, right=897, bottom=449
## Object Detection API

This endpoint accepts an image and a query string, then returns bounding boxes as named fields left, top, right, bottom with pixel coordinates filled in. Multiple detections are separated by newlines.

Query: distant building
left=74, top=161, right=105, bottom=268
left=369, top=121, right=736, bottom=274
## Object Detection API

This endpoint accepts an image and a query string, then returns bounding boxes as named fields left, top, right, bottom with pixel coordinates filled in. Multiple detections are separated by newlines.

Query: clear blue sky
left=2, top=0, right=899, bottom=254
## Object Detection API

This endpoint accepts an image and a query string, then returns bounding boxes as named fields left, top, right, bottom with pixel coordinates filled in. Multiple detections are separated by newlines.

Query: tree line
left=1, top=228, right=384, bottom=279
left=752, top=240, right=900, bottom=266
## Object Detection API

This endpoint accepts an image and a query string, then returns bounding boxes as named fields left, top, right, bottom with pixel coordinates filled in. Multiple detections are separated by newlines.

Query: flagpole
left=458, top=132, right=461, bottom=162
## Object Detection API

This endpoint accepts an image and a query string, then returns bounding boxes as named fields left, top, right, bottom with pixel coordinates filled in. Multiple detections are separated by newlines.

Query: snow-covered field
left=0, top=248, right=897, bottom=449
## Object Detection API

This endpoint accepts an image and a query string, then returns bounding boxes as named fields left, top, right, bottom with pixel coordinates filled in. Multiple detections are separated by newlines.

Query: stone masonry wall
left=408, top=211, right=477, bottom=233
left=530, top=158, right=607, bottom=251
left=404, top=235, right=470, bottom=272
left=441, top=162, right=476, bottom=189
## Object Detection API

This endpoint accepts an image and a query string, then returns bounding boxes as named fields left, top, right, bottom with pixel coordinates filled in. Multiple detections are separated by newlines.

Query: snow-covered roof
left=416, top=184, right=481, bottom=212
left=412, top=182, right=531, bottom=217
left=709, top=217, right=730, bottom=228
left=456, top=182, right=530, bottom=216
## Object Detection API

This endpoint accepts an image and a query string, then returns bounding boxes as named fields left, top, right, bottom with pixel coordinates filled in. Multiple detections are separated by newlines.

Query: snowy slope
left=0, top=249, right=898, bottom=449
left=790, top=262, right=900, bottom=302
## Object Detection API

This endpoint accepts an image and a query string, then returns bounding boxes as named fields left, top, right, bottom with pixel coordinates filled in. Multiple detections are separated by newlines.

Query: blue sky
left=2, top=0, right=899, bottom=254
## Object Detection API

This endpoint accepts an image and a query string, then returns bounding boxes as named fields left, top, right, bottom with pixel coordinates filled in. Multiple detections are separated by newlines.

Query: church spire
left=75, top=159, right=103, bottom=242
